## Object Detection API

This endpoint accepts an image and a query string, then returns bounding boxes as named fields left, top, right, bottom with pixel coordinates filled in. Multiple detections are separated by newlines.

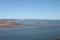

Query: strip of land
left=0, top=19, right=21, bottom=28
left=0, top=19, right=60, bottom=28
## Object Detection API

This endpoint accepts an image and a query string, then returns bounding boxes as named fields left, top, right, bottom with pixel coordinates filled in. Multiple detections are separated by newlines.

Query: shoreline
left=0, top=19, right=60, bottom=28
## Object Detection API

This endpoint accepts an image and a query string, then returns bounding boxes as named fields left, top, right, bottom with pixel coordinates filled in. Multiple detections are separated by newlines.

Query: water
left=0, top=26, right=60, bottom=40
left=0, top=20, right=60, bottom=40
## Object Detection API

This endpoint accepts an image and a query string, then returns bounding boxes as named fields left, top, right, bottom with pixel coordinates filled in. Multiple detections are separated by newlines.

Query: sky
left=0, top=0, right=60, bottom=19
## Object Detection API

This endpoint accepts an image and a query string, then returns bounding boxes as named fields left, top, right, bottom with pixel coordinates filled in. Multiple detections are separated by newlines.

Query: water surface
left=0, top=26, right=60, bottom=40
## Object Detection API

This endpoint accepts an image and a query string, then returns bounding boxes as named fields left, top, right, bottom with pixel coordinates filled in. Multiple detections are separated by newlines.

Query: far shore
left=0, top=19, right=60, bottom=28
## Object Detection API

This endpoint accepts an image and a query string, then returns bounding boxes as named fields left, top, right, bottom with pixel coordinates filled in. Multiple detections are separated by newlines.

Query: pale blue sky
left=0, top=0, right=60, bottom=19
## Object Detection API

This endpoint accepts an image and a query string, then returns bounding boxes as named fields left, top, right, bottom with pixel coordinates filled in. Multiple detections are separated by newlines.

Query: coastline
left=0, top=19, right=60, bottom=28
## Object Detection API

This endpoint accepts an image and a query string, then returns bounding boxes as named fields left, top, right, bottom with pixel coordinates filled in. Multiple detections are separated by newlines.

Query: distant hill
left=0, top=19, right=22, bottom=28
left=0, top=19, right=60, bottom=28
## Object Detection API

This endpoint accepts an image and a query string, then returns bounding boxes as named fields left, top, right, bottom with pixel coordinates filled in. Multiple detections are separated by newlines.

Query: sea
left=0, top=20, right=60, bottom=40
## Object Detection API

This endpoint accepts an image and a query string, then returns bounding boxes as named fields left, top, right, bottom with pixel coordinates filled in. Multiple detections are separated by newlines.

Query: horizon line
left=0, top=18, right=60, bottom=20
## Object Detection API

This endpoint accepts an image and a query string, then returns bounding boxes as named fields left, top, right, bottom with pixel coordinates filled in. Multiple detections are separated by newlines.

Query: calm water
left=0, top=26, right=60, bottom=40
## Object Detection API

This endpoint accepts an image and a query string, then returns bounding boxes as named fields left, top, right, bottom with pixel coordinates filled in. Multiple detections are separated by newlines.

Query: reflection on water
left=0, top=26, right=60, bottom=40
